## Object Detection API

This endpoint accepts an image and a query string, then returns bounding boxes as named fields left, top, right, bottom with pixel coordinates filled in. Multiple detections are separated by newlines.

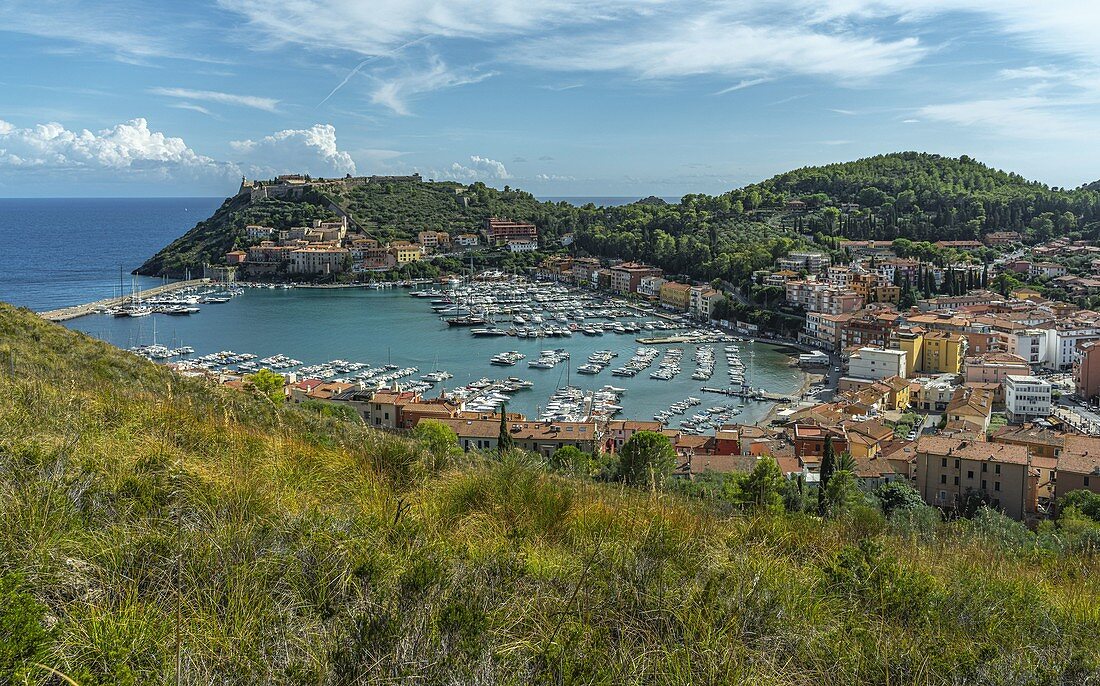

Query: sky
left=1, top=0, right=1100, bottom=198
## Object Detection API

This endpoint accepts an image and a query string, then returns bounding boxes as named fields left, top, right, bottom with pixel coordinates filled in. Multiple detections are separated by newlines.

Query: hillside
left=136, top=194, right=338, bottom=277
left=135, top=181, right=579, bottom=278
left=758, top=152, right=1100, bottom=242
left=137, top=153, right=1100, bottom=286
left=1, top=303, right=1100, bottom=684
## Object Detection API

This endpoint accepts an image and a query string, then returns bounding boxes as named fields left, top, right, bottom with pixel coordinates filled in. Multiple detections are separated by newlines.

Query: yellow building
left=882, top=375, right=911, bottom=410
left=872, top=285, right=901, bottom=304
left=893, top=329, right=965, bottom=376
left=659, top=282, right=691, bottom=311
left=391, top=244, right=422, bottom=264
left=894, top=329, right=924, bottom=377
left=922, top=331, right=966, bottom=374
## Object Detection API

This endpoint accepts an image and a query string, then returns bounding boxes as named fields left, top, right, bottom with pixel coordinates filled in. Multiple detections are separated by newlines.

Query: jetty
left=37, top=279, right=211, bottom=322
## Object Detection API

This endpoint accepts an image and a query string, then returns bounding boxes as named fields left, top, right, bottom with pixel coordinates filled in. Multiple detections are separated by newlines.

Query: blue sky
left=1, top=0, right=1099, bottom=197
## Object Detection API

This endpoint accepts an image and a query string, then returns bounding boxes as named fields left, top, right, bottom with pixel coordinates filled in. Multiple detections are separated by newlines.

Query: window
left=954, top=459, right=960, bottom=468
left=982, top=480, right=987, bottom=489
left=967, top=470, right=974, bottom=479
left=940, top=474, right=947, bottom=484
left=995, top=465, right=1001, bottom=475
left=941, top=458, right=948, bottom=467
left=1086, top=476, right=1091, bottom=487
left=994, top=481, right=1001, bottom=492
left=954, top=476, right=959, bottom=486
left=982, top=463, right=988, bottom=473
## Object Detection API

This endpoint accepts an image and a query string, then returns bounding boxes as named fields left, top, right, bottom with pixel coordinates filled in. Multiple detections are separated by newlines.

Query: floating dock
left=37, top=279, right=211, bottom=322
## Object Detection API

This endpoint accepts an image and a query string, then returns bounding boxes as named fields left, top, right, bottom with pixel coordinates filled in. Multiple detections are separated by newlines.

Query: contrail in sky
left=318, top=35, right=430, bottom=106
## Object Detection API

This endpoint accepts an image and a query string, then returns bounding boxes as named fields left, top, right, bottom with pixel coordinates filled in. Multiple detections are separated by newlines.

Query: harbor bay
left=65, top=283, right=807, bottom=428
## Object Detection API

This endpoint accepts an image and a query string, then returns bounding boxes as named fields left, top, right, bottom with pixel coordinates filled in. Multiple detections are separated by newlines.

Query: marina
left=63, top=279, right=807, bottom=426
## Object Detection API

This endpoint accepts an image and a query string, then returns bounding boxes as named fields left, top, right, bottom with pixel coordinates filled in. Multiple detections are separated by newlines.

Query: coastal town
left=135, top=212, right=1100, bottom=526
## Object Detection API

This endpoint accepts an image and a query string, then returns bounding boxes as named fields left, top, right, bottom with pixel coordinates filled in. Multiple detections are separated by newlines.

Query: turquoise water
left=66, top=287, right=804, bottom=424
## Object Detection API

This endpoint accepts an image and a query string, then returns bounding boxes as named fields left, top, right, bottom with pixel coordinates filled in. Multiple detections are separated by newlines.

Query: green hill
left=758, top=152, right=1100, bottom=242
left=1, top=303, right=1099, bottom=684
left=137, top=154, right=1100, bottom=287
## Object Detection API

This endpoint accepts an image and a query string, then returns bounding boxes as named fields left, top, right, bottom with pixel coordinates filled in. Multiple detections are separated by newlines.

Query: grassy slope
left=1, top=302, right=1099, bottom=685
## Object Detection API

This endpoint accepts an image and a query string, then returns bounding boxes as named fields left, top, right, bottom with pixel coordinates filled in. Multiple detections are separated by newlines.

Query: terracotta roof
left=915, top=436, right=1029, bottom=465
left=1059, top=435, right=1100, bottom=475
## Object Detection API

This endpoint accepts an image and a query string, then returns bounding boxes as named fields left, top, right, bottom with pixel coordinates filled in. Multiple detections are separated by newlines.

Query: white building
left=454, top=233, right=480, bottom=247
left=638, top=275, right=667, bottom=298
left=1004, top=329, right=1048, bottom=367
left=1004, top=374, right=1052, bottom=423
left=1044, top=325, right=1100, bottom=371
left=776, top=251, right=831, bottom=274
left=508, top=239, right=538, bottom=253
left=847, top=347, right=907, bottom=381
left=246, top=224, right=275, bottom=240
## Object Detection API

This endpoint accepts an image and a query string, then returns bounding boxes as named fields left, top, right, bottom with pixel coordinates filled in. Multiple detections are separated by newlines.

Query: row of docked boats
left=445, top=377, right=535, bottom=413
left=490, top=351, right=526, bottom=366
left=528, top=349, right=570, bottom=369
left=610, top=347, right=660, bottom=377
left=691, top=345, right=716, bottom=381
left=650, top=348, right=685, bottom=381
left=539, top=385, right=625, bottom=422
left=576, top=349, right=618, bottom=375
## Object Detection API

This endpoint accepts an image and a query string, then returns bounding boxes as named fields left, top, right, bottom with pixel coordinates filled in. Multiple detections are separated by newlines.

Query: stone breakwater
left=37, top=279, right=210, bottom=322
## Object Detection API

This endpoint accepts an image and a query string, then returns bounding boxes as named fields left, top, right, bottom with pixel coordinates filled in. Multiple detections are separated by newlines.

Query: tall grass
left=1, top=302, right=1099, bottom=685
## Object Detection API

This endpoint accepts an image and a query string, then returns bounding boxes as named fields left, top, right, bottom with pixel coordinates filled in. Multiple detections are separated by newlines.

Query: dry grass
left=1, top=302, right=1099, bottom=685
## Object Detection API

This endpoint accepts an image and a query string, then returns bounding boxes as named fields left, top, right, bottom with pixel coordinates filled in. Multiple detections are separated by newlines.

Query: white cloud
left=150, top=87, right=280, bottom=112
left=369, top=56, right=495, bottom=115
left=536, top=173, right=575, bottom=181
left=918, top=97, right=1096, bottom=139
left=219, top=0, right=658, bottom=55
left=0, top=118, right=230, bottom=179
left=168, top=103, right=214, bottom=116
left=0, top=1, right=226, bottom=64
left=0, top=119, right=360, bottom=188
left=516, top=16, right=925, bottom=82
left=230, top=124, right=357, bottom=177
left=436, top=155, right=510, bottom=181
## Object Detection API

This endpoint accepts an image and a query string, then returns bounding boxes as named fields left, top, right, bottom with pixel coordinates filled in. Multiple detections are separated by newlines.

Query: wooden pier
left=37, top=279, right=211, bottom=322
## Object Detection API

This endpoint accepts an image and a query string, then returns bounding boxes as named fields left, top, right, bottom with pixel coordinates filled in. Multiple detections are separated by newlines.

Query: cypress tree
left=498, top=405, right=514, bottom=454
left=817, top=435, right=836, bottom=517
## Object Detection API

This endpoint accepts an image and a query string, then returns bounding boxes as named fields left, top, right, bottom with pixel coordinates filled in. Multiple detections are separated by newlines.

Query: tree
left=246, top=368, right=285, bottom=402
left=547, top=445, right=596, bottom=477
left=817, top=435, right=836, bottom=516
left=823, top=470, right=861, bottom=516
left=497, top=405, right=514, bottom=454
left=873, top=481, right=925, bottom=517
left=741, top=456, right=785, bottom=512
left=412, top=420, right=460, bottom=462
left=618, top=431, right=677, bottom=487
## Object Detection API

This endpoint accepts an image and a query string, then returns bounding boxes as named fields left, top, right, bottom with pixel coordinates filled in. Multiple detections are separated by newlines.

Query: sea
left=0, top=196, right=801, bottom=424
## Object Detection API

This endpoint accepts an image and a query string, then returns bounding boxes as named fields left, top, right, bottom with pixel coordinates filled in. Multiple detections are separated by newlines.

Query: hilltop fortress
left=237, top=172, right=425, bottom=202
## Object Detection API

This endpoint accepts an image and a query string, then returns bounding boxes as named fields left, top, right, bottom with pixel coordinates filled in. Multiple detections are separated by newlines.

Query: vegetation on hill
left=138, top=153, right=1100, bottom=296
left=762, top=152, right=1100, bottom=243
left=329, top=181, right=576, bottom=245
left=136, top=195, right=337, bottom=276
left=2, top=303, right=1100, bottom=684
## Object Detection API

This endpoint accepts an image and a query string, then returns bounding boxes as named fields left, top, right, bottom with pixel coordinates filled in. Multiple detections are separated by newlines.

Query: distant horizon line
left=0, top=194, right=684, bottom=201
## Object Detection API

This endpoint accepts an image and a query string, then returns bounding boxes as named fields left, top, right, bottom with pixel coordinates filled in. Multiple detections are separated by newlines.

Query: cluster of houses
left=200, top=361, right=1100, bottom=524
left=225, top=217, right=539, bottom=277
left=538, top=257, right=723, bottom=319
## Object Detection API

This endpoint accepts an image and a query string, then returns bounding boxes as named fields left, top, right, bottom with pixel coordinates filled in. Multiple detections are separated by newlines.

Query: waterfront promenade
left=38, top=279, right=210, bottom=322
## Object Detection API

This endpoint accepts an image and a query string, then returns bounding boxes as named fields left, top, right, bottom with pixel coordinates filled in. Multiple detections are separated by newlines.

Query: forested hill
left=138, top=153, right=1100, bottom=280
left=758, top=152, right=1100, bottom=242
